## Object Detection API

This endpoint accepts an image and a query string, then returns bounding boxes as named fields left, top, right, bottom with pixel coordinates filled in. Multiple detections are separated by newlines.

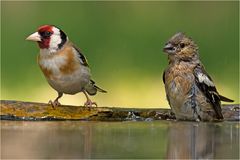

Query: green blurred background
left=1, top=1, right=239, bottom=108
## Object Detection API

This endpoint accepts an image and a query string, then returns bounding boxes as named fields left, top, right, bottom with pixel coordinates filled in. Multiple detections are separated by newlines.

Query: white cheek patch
left=48, top=28, right=62, bottom=53
left=197, top=73, right=215, bottom=87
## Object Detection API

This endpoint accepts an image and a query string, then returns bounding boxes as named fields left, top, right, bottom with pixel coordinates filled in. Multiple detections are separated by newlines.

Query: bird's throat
left=38, top=39, right=50, bottom=49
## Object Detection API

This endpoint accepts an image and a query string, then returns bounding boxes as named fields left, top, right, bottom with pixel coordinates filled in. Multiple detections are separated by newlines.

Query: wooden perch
left=0, top=100, right=239, bottom=121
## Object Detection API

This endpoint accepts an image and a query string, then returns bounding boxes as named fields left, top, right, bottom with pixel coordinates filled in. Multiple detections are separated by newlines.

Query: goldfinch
left=163, top=32, right=233, bottom=121
left=26, top=25, right=106, bottom=108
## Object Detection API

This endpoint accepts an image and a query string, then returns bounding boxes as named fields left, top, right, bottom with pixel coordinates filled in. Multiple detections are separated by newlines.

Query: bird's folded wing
left=194, top=64, right=223, bottom=119
left=72, top=45, right=89, bottom=67
left=162, top=71, right=166, bottom=84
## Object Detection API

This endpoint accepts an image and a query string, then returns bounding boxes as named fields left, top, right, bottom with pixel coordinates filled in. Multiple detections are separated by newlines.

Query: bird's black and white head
left=26, top=25, right=68, bottom=53
left=163, top=32, right=199, bottom=62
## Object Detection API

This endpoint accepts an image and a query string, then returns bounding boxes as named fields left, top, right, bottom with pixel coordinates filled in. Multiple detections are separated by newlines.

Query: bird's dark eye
left=39, top=31, right=52, bottom=38
left=180, top=43, right=185, bottom=48
left=45, top=31, right=52, bottom=36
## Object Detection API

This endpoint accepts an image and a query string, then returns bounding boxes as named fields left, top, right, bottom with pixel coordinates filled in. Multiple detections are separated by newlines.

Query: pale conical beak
left=26, top=32, right=41, bottom=42
left=163, top=43, right=176, bottom=54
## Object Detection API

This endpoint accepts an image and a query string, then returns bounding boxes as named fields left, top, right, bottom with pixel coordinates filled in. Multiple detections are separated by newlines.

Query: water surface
left=1, top=120, right=239, bottom=159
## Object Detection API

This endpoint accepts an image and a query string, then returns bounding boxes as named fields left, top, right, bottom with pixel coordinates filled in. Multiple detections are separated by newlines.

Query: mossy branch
left=0, top=100, right=239, bottom=121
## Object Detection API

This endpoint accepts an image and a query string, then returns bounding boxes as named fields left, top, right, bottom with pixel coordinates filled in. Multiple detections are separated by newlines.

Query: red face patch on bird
left=37, top=25, right=54, bottom=49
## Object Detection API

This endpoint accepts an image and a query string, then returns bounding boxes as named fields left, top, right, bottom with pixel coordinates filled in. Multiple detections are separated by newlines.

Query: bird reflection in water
left=166, top=121, right=238, bottom=159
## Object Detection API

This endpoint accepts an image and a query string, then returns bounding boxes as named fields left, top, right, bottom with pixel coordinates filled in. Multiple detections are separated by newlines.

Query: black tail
left=85, top=80, right=107, bottom=95
left=94, top=85, right=107, bottom=93
left=219, top=95, right=234, bottom=102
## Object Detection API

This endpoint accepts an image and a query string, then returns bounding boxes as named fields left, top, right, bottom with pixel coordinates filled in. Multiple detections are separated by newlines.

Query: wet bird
left=26, top=25, right=106, bottom=108
left=162, top=32, right=233, bottom=121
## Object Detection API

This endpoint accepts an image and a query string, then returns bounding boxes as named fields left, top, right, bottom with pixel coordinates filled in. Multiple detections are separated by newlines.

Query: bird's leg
left=48, top=92, right=63, bottom=109
left=83, top=91, right=97, bottom=107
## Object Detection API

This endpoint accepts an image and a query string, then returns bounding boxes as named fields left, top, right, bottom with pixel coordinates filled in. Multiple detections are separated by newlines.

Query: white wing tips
left=197, top=72, right=215, bottom=87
